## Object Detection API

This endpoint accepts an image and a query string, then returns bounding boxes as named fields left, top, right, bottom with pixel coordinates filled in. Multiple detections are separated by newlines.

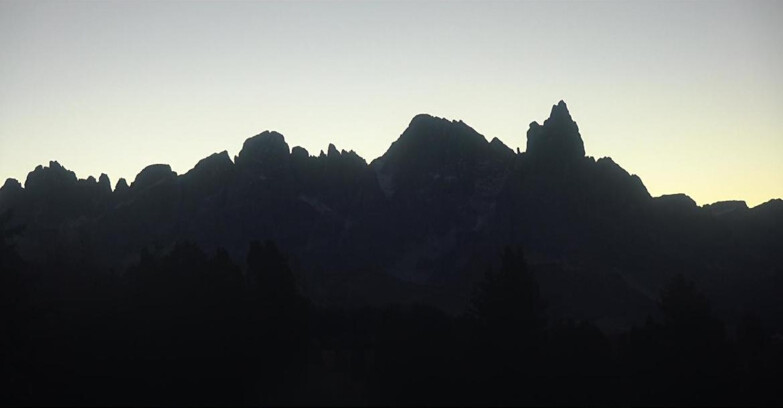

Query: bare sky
left=1, top=0, right=781, bottom=206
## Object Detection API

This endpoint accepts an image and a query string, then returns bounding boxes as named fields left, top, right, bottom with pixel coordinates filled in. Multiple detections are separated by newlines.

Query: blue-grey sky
left=1, top=0, right=781, bottom=206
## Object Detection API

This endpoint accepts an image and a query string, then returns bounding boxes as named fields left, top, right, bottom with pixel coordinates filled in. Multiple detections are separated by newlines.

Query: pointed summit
left=549, top=100, right=573, bottom=122
left=526, top=100, right=585, bottom=162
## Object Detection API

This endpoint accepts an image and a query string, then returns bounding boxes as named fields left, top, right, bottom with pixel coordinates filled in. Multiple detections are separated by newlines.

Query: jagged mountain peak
left=526, top=100, right=585, bottom=162
left=550, top=100, right=572, bottom=120
left=319, top=143, right=366, bottom=165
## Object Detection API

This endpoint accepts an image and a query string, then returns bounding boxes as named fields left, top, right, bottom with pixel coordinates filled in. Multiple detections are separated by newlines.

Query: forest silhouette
left=1, top=102, right=782, bottom=405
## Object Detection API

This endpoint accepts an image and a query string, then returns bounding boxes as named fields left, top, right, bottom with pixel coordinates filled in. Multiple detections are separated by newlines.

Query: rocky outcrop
left=291, top=146, right=309, bottom=162
left=704, top=200, right=749, bottom=217
left=654, top=193, right=698, bottom=210
left=24, top=161, right=78, bottom=192
left=132, top=164, right=177, bottom=190
left=235, top=131, right=290, bottom=177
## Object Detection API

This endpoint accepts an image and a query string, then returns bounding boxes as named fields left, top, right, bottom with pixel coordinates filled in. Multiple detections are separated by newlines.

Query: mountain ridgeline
left=1, top=101, right=782, bottom=330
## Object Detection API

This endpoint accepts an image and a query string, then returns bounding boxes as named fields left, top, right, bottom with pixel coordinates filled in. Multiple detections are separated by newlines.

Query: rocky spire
left=525, top=100, right=585, bottom=162
left=327, top=143, right=339, bottom=158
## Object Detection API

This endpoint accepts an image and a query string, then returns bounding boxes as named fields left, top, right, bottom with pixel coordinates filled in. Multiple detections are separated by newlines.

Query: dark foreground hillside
left=2, top=237, right=782, bottom=406
left=1, top=101, right=782, bottom=405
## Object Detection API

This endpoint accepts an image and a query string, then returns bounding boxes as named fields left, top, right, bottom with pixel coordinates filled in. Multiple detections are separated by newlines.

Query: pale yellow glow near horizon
left=1, top=1, right=781, bottom=207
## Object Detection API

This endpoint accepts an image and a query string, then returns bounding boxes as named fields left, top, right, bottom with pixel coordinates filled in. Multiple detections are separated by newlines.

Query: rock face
left=1, top=101, right=781, bottom=330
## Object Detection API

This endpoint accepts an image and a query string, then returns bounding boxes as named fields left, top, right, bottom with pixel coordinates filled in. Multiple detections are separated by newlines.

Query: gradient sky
left=1, top=0, right=781, bottom=206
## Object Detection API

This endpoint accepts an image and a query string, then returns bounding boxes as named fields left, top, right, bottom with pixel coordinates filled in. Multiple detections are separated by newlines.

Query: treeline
left=1, top=221, right=782, bottom=405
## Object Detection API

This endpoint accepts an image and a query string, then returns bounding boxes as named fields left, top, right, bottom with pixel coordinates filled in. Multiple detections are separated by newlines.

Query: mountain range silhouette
left=1, top=100, right=782, bottom=331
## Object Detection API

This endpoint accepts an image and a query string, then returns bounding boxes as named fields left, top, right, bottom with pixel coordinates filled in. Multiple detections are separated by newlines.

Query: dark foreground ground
left=2, top=240, right=782, bottom=407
